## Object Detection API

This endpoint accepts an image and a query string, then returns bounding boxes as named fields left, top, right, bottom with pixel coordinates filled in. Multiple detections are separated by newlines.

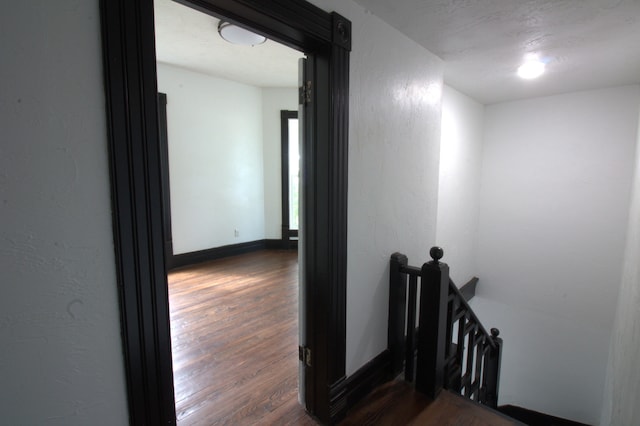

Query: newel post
left=484, top=328, right=503, bottom=408
left=388, top=253, right=408, bottom=377
left=416, top=247, right=449, bottom=398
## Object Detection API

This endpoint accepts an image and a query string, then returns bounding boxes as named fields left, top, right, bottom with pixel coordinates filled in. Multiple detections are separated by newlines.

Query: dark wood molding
left=172, top=240, right=265, bottom=269
left=173, top=0, right=332, bottom=51
left=100, top=0, right=350, bottom=424
left=99, top=1, right=176, bottom=424
left=498, top=405, right=589, bottom=426
left=324, top=26, right=351, bottom=423
left=265, top=238, right=298, bottom=250
left=331, top=12, right=352, bottom=51
left=388, top=253, right=409, bottom=378
left=459, top=277, right=479, bottom=302
left=329, top=350, right=393, bottom=422
left=157, top=92, right=175, bottom=271
left=171, top=240, right=296, bottom=270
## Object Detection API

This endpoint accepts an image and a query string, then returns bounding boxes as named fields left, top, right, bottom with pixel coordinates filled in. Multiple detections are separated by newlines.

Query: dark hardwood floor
left=168, top=249, right=317, bottom=425
left=339, top=380, right=523, bottom=426
left=168, top=250, right=520, bottom=425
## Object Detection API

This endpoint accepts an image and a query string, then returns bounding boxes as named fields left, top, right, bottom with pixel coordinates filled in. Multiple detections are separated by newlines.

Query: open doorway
left=100, top=0, right=350, bottom=423
left=154, top=0, right=304, bottom=422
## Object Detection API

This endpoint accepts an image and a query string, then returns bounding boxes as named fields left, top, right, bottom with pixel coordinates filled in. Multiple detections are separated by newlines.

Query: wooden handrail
left=388, top=247, right=503, bottom=408
left=457, top=276, right=478, bottom=303
left=447, top=277, right=496, bottom=350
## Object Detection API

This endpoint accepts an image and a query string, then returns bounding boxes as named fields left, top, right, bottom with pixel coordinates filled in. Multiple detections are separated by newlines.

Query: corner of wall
left=600, top=86, right=640, bottom=426
left=435, top=85, right=485, bottom=283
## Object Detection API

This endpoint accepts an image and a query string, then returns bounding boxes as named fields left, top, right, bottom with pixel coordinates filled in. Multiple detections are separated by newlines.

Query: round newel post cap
left=429, top=246, right=444, bottom=262
left=491, top=328, right=500, bottom=338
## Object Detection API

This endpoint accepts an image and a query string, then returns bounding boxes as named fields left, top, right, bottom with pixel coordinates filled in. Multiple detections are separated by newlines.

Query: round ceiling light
left=517, top=57, right=546, bottom=79
left=218, top=21, right=266, bottom=46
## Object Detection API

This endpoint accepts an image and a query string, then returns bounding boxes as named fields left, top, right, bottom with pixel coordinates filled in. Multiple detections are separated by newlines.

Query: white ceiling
left=353, top=0, right=640, bottom=104
left=154, top=0, right=303, bottom=88
left=156, top=0, right=640, bottom=104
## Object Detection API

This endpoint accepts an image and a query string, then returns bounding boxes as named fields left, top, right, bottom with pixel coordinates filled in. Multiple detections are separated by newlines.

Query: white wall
left=157, top=63, right=265, bottom=253
left=474, top=86, right=640, bottom=424
left=261, top=88, right=299, bottom=239
left=601, top=102, right=640, bottom=426
left=436, top=85, right=485, bottom=283
left=159, top=2, right=446, bottom=376
left=0, top=1, right=128, bottom=424
left=307, top=0, right=444, bottom=374
left=1, top=0, right=451, bottom=421
left=469, top=294, right=610, bottom=424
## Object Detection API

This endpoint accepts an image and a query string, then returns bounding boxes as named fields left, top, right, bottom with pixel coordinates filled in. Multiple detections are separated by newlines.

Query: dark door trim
left=157, top=92, right=174, bottom=271
left=280, top=110, right=298, bottom=250
left=100, top=0, right=350, bottom=424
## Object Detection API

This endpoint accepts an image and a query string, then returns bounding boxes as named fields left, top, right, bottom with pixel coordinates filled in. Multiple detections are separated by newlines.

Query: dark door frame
left=100, top=0, right=350, bottom=424
left=281, top=109, right=299, bottom=250
left=157, top=92, right=174, bottom=271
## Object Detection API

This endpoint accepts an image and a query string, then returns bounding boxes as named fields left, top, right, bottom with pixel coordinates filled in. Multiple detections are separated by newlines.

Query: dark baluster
left=464, top=324, right=477, bottom=398
left=388, top=253, right=408, bottom=377
left=453, top=315, right=466, bottom=392
left=444, top=291, right=456, bottom=389
left=473, top=335, right=484, bottom=401
left=405, top=274, right=419, bottom=382
left=416, top=247, right=449, bottom=398
left=483, top=328, right=503, bottom=408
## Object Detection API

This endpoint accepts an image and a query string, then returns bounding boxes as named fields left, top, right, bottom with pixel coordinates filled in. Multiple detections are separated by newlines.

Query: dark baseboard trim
left=266, top=239, right=298, bottom=250
left=498, top=405, right=589, bottom=426
left=330, top=349, right=392, bottom=423
left=171, top=239, right=297, bottom=270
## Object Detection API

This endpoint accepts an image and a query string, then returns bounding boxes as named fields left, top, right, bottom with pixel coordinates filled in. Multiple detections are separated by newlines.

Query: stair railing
left=388, top=247, right=503, bottom=408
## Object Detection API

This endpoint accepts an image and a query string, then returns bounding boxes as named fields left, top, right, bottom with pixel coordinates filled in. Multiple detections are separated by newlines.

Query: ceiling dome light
left=517, top=58, right=545, bottom=79
left=218, top=21, right=266, bottom=46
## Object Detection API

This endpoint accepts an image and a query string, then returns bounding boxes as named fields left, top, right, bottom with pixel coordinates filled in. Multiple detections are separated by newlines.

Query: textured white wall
left=475, top=86, right=640, bottom=424
left=0, top=1, right=128, bottom=424
left=469, top=294, right=611, bottom=424
left=157, top=63, right=265, bottom=253
left=0, top=0, right=452, bottom=422
left=261, top=88, right=299, bottom=240
left=601, top=101, right=640, bottom=426
left=309, top=0, right=444, bottom=375
left=436, top=85, right=485, bottom=283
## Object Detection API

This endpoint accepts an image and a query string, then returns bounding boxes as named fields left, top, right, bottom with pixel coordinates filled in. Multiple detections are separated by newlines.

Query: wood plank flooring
left=168, top=250, right=521, bottom=425
left=168, top=250, right=317, bottom=425
left=339, top=380, right=523, bottom=426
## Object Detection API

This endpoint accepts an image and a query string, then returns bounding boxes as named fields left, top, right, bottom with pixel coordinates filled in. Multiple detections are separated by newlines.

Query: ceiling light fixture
left=218, top=21, right=266, bottom=46
left=517, top=56, right=546, bottom=79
